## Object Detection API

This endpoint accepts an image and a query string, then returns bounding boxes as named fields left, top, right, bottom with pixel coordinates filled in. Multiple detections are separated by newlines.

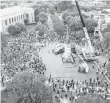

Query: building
left=0, top=6, right=35, bottom=33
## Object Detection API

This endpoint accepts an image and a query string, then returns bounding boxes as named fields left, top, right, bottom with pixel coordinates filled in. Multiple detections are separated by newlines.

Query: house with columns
left=0, top=6, right=35, bottom=33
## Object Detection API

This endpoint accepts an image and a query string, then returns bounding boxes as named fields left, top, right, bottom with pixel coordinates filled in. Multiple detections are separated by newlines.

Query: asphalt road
left=40, top=43, right=97, bottom=82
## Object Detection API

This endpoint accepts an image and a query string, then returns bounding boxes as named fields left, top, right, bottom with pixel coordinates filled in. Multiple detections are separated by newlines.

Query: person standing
left=2, top=76, right=5, bottom=87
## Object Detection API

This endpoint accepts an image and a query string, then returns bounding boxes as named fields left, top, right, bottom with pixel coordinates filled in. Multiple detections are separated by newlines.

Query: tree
left=85, top=18, right=98, bottom=33
left=102, top=23, right=110, bottom=33
left=103, top=32, right=110, bottom=50
left=39, top=12, right=48, bottom=24
left=66, top=16, right=97, bottom=33
left=49, top=5, right=55, bottom=14
left=15, top=23, right=26, bottom=31
left=62, top=10, right=70, bottom=24
left=56, top=1, right=74, bottom=13
left=33, top=4, right=43, bottom=23
left=2, top=71, right=53, bottom=103
left=75, top=30, right=85, bottom=39
left=36, top=22, right=46, bottom=31
left=51, top=14, right=65, bottom=36
left=66, top=16, right=83, bottom=32
left=7, top=25, right=21, bottom=36
left=35, top=22, right=46, bottom=36
left=35, top=22, right=42, bottom=31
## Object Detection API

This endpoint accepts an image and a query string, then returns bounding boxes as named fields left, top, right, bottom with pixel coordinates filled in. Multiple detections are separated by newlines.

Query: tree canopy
left=51, top=14, right=65, bottom=36
left=102, top=23, right=110, bottom=33
left=65, top=16, right=97, bottom=33
left=7, top=25, right=21, bottom=36
left=2, top=71, right=53, bottom=103
left=55, top=1, right=75, bottom=13
left=39, top=12, right=48, bottom=24
left=62, top=10, right=70, bottom=24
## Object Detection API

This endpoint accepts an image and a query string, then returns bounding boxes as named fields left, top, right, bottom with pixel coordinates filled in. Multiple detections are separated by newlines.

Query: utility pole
left=75, top=0, right=94, bottom=53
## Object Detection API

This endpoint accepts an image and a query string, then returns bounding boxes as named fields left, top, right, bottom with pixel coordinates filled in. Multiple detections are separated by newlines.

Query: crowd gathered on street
left=1, top=11, right=110, bottom=103
left=48, top=72, right=110, bottom=103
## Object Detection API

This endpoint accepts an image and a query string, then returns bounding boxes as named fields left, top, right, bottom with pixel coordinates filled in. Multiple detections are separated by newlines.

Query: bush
left=15, top=22, right=26, bottom=31
left=24, top=19, right=28, bottom=24
left=7, top=25, right=21, bottom=36
left=51, top=14, right=65, bottom=36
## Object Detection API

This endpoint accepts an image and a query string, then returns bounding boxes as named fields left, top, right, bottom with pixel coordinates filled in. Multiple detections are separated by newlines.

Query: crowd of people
left=1, top=9, right=110, bottom=103
left=48, top=72, right=110, bottom=103
left=1, top=30, right=47, bottom=87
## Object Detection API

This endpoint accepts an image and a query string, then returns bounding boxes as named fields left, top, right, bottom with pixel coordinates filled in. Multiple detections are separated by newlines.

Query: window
left=9, top=18, right=11, bottom=24
left=14, top=17, right=16, bottom=22
left=5, top=20, right=7, bottom=25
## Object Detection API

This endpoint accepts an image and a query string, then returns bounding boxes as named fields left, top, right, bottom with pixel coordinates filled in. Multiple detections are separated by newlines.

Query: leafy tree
left=102, top=23, right=110, bottom=33
left=66, top=16, right=83, bottom=31
left=39, top=12, right=48, bottom=24
left=66, top=16, right=97, bottom=33
left=7, top=25, right=21, bottom=36
left=62, top=10, right=70, bottom=24
left=56, top=1, right=74, bottom=12
left=75, top=30, right=85, bottom=39
left=33, top=4, right=43, bottom=23
left=49, top=5, right=55, bottom=14
left=35, top=22, right=42, bottom=31
left=2, top=71, right=53, bottom=103
left=36, top=22, right=46, bottom=31
left=40, top=7, right=47, bottom=13
left=34, top=8, right=40, bottom=16
left=51, top=14, right=65, bottom=36
left=15, top=23, right=26, bottom=31
left=85, top=18, right=98, bottom=33
left=35, top=22, right=46, bottom=36
left=103, top=32, right=110, bottom=50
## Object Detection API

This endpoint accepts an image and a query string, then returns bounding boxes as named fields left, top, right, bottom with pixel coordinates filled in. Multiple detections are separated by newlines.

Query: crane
left=75, top=0, right=94, bottom=59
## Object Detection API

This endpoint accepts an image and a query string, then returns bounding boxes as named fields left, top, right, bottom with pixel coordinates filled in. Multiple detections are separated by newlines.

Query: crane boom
left=75, top=0, right=93, bottom=53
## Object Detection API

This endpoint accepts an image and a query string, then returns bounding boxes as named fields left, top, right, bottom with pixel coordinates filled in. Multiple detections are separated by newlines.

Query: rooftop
left=0, top=6, right=34, bottom=17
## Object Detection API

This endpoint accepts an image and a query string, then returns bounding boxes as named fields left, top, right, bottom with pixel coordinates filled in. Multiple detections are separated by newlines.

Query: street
left=40, top=43, right=97, bottom=82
